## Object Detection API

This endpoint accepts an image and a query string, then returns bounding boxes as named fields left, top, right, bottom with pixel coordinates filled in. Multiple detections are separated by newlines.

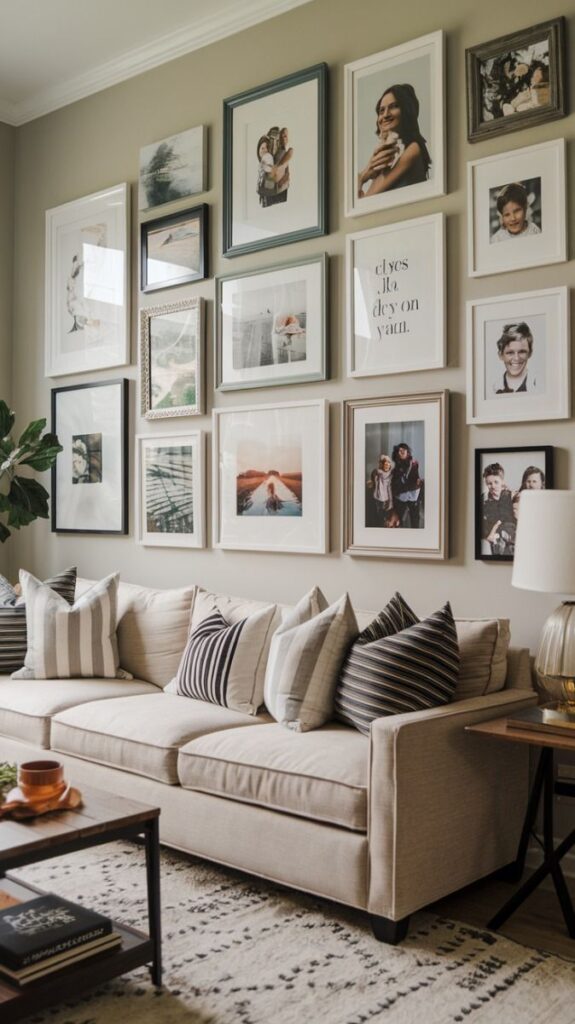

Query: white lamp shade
left=512, top=490, right=575, bottom=595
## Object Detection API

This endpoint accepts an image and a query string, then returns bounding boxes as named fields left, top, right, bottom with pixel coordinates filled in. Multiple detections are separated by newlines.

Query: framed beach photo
left=213, top=399, right=328, bottom=553
left=346, top=213, right=445, bottom=378
left=468, top=139, right=566, bottom=277
left=51, top=379, right=128, bottom=534
left=45, top=183, right=130, bottom=377
left=466, top=17, right=566, bottom=142
left=136, top=432, right=205, bottom=548
left=466, top=287, right=570, bottom=425
left=344, top=31, right=445, bottom=218
left=475, top=446, right=554, bottom=562
left=216, top=255, right=327, bottom=391
left=343, top=391, right=448, bottom=560
left=140, top=297, right=203, bottom=419
left=222, top=64, right=327, bottom=258
left=140, top=204, right=208, bottom=292
left=139, top=125, right=207, bottom=212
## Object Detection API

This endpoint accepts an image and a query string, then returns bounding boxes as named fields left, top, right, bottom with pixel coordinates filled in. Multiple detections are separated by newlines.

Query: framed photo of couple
left=475, top=446, right=554, bottom=562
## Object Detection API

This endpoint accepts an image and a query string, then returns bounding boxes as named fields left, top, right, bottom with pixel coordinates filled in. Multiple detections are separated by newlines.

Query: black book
left=0, top=894, right=112, bottom=970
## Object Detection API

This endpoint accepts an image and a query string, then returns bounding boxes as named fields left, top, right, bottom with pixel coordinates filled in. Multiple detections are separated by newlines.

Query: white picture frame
left=139, top=125, right=207, bottom=212
left=136, top=432, right=205, bottom=548
left=346, top=212, right=445, bottom=378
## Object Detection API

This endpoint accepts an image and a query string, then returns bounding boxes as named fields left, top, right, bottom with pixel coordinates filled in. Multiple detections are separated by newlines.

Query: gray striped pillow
left=0, top=567, right=76, bottom=674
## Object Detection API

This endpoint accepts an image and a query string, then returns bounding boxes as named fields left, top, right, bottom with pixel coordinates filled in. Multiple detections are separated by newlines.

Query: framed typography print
left=136, top=432, right=205, bottom=548
left=140, top=204, right=208, bottom=292
left=51, top=379, right=128, bottom=534
left=346, top=213, right=444, bottom=377
left=140, top=297, right=203, bottom=418
left=475, top=446, right=553, bottom=562
left=345, top=31, right=445, bottom=218
left=223, top=64, right=327, bottom=257
left=213, top=399, right=328, bottom=553
left=216, top=255, right=327, bottom=391
left=45, top=184, right=130, bottom=377
left=139, top=125, right=207, bottom=212
left=343, top=391, right=448, bottom=560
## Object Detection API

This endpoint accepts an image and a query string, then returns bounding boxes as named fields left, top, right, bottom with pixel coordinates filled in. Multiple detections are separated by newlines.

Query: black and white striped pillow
left=0, top=567, right=76, bottom=674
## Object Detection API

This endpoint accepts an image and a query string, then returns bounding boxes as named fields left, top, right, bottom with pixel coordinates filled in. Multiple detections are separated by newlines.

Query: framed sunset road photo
left=136, top=432, right=205, bottom=548
left=475, top=445, right=553, bottom=562
left=140, top=205, right=208, bottom=292
left=140, top=297, right=203, bottom=418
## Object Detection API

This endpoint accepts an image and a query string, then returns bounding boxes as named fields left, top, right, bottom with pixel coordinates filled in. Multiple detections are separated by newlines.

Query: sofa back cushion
left=455, top=618, right=511, bottom=699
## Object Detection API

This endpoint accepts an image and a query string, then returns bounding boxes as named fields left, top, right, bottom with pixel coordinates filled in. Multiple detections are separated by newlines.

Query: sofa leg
left=370, top=914, right=410, bottom=944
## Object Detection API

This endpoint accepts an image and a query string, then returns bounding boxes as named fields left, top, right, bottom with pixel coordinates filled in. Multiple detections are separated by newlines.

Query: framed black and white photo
left=136, top=432, right=205, bottom=548
left=51, top=379, right=128, bottom=534
left=139, top=126, right=207, bottom=212
left=344, top=31, right=445, bottom=218
left=466, top=17, right=566, bottom=142
left=140, top=204, right=208, bottom=292
left=466, top=287, right=570, bottom=425
left=346, top=213, right=444, bottom=377
left=213, top=399, right=328, bottom=553
left=216, top=255, right=327, bottom=391
left=475, top=446, right=554, bottom=562
left=343, top=391, right=448, bottom=560
left=468, top=138, right=566, bottom=277
left=140, top=297, right=203, bottom=418
left=45, top=184, right=130, bottom=377
left=222, top=64, right=327, bottom=258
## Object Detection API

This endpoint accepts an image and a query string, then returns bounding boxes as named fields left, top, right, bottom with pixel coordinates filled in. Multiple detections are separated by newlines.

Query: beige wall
left=0, top=121, right=14, bottom=576
left=6, top=0, right=575, bottom=650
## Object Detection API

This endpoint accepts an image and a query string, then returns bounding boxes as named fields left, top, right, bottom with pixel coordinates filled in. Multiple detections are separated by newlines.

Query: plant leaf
left=0, top=521, right=10, bottom=543
left=0, top=401, right=15, bottom=439
left=18, top=418, right=46, bottom=446
left=8, top=476, right=50, bottom=527
left=19, top=434, right=63, bottom=471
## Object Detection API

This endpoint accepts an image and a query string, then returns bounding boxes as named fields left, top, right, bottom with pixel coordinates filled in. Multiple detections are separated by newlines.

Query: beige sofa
left=0, top=578, right=537, bottom=944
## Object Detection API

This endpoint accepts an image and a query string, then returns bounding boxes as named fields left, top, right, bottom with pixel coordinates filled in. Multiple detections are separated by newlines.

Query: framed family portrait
left=140, top=204, right=208, bottom=292
left=45, top=183, right=130, bottom=377
left=346, top=212, right=445, bottom=377
left=51, top=379, right=128, bottom=534
left=140, top=297, right=203, bottom=418
left=343, top=391, right=448, bottom=560
left=216, top=255, right=327, bottom=391
left=222, top=63, right=327, bottom=257
left=344, top=31, right=445, bottom=218
left=139, top=125, right=207, bottom=212
left=475, top=446, right=554, bottom=562
left=468, top=138, right=566, bottom=277
left=213, top=399, right=328, bottom=553
left=466, top=17, right=566, bottom=142
left=136, top=432, right=205, bottom=548
left=466, top=287, right=570, bottom=425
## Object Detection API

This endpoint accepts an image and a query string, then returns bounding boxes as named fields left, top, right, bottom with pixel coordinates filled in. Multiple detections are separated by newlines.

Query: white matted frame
left=136, top=432, right=205, bottom=548
left=466, top=287, right=570, bottom=424
left=45, top=184, right=130, bottom=377
left=140, top=297, right=203, bottom=419
left=346, top=213, right=445, bottom=378
left=468, top=138, right=566, bottom=277
left=213, top=399, right=328, bottom=553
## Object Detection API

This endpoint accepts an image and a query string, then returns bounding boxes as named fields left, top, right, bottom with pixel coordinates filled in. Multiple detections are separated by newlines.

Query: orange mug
left=18, top=761, right=67, bottom=802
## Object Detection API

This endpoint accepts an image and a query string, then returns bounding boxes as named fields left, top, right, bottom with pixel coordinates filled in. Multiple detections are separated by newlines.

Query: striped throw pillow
left=0, top=567, right=76, bottom=674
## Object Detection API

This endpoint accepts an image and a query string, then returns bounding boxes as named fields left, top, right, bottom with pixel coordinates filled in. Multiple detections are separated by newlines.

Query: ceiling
left=0, top=0, right=312, bottom=126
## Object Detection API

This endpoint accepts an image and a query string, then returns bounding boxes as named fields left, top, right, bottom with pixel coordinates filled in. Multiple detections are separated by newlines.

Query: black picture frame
left=466, top=17, right=566, bottom=142
left=140, top=204, right=208, bottom=292
left=474, top=445, right=554, bottom=562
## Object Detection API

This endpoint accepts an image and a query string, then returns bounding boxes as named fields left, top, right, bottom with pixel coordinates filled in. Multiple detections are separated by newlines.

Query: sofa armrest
left=367, top=688, right=537, bottom=920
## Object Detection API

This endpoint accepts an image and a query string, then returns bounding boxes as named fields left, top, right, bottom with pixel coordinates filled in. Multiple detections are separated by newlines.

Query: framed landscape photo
left=216, top=255, right=327, bottom=391
left=45, top=183, right=130, bottom=377
left=343, top=391, right=448, bottom=560
left=51, top=379, right=128, bottom=534
left=466, top=17, right=566, bottom=142
left=346, top=213, right=445, bottom=378
left=140, top=297, right=203, bottom=419
left=466, top=287, right=570, bottom=425
left=140, top=204, right=208, bottom=292
left=139, top=125, right=207, bottom=212
left=475, top=446, right=554, bottom=562
left=468, top=138, right=566, bottom=277
left=222, top=64, right=327, bottom=258
left=213, top=399, right=328, bottom=553
left=136, top=432, right=205, bottom=548
left=344, top=31, right=445, bottom=218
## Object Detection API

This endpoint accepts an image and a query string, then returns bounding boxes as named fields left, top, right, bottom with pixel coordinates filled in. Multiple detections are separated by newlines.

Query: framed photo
left=344, top=31, right=445, bottom=218
left=468, top=139, right=566, bottom=277
left=222, top=64, right=327, bottom=258
left=466, top=17, right=566, bottom=142
left=140, top=297, right=203, bottom=419
left=213, top=399, right=328, bottom=553
left=346, top=213, right=445, bottom=378
left=51, top=379, right=128, bottom=534
left=343, top=392, right=448, bottom=560
left=136, top=432, right=205, bottom=548
left=45, top=183, right=129, bottom=377
left=140, top=204, right=208, bottom=292
left=216, top=255, right=327, bottom=391
left=466, top=287, right=570, bottom=425
left=475, top=446, right=554, bottom=562
left=139, top=125, right=207, bottom=212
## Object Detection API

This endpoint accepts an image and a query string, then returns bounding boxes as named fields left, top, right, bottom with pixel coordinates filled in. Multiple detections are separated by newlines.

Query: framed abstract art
left=136, top=432, right=205, bottom=548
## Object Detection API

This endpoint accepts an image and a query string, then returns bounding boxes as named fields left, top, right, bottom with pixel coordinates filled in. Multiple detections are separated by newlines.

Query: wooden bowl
left=18, top=760, right=67, bottom=801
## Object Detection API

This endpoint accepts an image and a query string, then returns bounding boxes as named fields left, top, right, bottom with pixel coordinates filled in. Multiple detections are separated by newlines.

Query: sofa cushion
left=51, top=693, right=271, bottom=784
left=0, top=567, right=77, bottom=674
left=178, top=722, right=368, bottom=831
left=115, top=580, right=197, bottom=687
left=455, top=619, right=511, bottom=698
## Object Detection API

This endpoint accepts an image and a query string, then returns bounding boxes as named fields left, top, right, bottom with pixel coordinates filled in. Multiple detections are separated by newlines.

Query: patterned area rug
left=12, top=841, right=575, bottom=1024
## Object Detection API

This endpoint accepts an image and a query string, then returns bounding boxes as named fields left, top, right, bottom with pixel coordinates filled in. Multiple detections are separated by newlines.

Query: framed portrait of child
left=474, top=446, right=554, bottom=562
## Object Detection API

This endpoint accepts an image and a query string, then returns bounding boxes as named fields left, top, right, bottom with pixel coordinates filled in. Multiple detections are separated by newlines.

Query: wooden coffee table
left=0, top=786, right=161, bottom=1023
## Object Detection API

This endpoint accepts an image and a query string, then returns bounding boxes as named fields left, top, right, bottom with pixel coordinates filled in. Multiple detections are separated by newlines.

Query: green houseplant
left=0, top=400, right=62, bottom=543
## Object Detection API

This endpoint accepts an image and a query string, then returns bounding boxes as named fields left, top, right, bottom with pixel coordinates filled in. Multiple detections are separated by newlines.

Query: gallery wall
left=0, top=122, right=14, bottom=576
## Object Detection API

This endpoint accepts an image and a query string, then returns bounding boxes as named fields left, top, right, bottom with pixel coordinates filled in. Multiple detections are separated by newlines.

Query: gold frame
left=140, top=297, right=203, bottom=420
